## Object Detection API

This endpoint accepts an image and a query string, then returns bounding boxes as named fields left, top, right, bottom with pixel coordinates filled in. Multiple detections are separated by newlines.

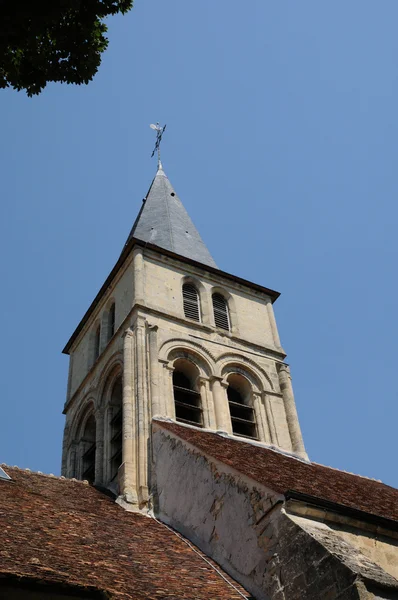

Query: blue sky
left=1, top=1, right=397, bottom=487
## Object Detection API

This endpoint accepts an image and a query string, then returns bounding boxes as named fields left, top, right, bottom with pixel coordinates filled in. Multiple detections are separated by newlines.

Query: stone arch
left=159, top=338, right=216, bottom=376
left=67, top=399, right=96, bottom=481
left=217, top=352, right=274, bottom=391
left=210, top=285, right=238, bottom=334
left=181, top=275, right=210, bottom=324
left=97, top=352, right=123, bottom=407
left=69, top=397, right=96, bottom=443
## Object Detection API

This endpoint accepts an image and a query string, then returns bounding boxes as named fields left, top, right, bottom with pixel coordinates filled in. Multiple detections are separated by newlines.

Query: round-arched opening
left=172, top=358, right=203, bottom=427
left=81, top=413, right=96, bottom=483
left=227, top=373, right=257, bottom=439
left=109, top=377, right=123, bottom=483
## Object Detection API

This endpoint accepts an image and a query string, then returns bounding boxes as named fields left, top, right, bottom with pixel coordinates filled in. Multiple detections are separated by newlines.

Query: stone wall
left=151, top=422, right=398, bottom=600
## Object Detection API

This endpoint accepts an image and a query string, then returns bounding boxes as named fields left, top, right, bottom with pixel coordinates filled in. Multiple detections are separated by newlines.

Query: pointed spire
left=125, top=166, right=218, bottom=269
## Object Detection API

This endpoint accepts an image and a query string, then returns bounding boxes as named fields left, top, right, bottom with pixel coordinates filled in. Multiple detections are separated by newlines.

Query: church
left=1, top=148, right=398, bottom=599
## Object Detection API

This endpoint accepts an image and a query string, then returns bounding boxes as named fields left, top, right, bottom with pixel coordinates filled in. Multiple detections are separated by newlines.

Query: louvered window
left=109, top=379, right=123, bottom=483
left=81, top=414, right=96, bottom=483
left=227, top=386, right=258, bottom=440
left=173, top=371, right=203, bottom=427
left=182, top=283, right=201, bottom=322
left=212, top=293, right=230, bottom=331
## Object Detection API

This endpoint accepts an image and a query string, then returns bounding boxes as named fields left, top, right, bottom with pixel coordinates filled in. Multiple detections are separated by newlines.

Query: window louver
left=227, top=387, right=257, bottom=439
left=182, top=283, right=201, bottom=321
left=212, top=293, right=230, bottom=331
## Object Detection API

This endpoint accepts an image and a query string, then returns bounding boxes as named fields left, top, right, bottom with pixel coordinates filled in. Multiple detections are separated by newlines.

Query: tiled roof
left=0, top=466, right=247, bottom=599
left=155, top=420, right=398, bottom=524
left=124, top=166, right=218, bottom=269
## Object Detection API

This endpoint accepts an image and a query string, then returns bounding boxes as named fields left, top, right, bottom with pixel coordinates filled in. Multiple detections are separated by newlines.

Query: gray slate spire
left=126, top=165, right=217, bottom=268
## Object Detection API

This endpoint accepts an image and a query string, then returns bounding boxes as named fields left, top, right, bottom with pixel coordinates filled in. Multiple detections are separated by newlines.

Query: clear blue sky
left=1, top=1, right=397, bottom=487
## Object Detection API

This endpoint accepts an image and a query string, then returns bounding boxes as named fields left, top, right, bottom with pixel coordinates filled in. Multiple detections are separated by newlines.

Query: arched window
left=81, top=414, right=96, bottom=483
left=109, top=378, right=122, bottom=483
left=182, top=283, right=201, bottom=322
left=94, top=325, right=101, bottom=361
left=227, top=374, right=257, bottom=439
left=108, top=303, right=116, bottom=340
left=173, top=359, right=203, bottom=427
left=212, top=293, right=230, bottom=331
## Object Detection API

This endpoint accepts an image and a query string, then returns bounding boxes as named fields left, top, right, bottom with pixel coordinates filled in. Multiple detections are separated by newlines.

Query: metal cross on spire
left=150, top=122, right=167, bottom=169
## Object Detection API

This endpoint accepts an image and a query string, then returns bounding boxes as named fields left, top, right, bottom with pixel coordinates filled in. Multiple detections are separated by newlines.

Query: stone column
left=133, top=246, right=145, bottom=306
left=266, top=298, right=282, bottom=350
left=147, top=323, right=160, bottom=418
left=253, top=392, right=268, bottom=443
left=162, top=361, right=176, bottom=418
left=135, top=317, right=149, bottom=507
left=210, top=376, right=232, bottom=434
left=95, top=407, right=105, bottom=485
left=277, top=364, right=307, bottom=457
left=119, top=328, right=138, bottom=505
left=263, top=393, right=278, bottom=445
left=198, top=377, right=215, bottom=429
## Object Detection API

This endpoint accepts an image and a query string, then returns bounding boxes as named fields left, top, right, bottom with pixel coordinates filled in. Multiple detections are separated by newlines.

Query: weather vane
left=150, top=122, right=167, bottom=169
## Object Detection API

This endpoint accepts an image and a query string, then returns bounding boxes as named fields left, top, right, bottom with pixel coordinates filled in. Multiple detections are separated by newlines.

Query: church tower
left=62, top=160, right=306, bottom=509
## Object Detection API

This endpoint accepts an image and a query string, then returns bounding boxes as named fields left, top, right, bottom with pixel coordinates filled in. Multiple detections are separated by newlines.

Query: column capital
left=123, top=328, right=134, bottom=339
left=95, top=407, right=105, bottom=419
left=209, top=375, right=229, bottom=388
left=277, top=362, right=291, bottom=376
left=146, top=322, right=159, bottom=333
left=198, top=376, right=210, bottom=386
left=159, top=359, right=175, bottom=373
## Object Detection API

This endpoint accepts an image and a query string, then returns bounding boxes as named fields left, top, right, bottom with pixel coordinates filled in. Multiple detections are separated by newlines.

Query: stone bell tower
left=61, top=160, right=306, bottom=509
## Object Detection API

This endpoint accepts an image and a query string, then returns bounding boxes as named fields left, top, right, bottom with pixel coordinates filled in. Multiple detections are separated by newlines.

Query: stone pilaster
left=135, top=317, right=149, bottom=507
left=147, top=323, right=160, bottom=418
left=95, top=407, right=105, bottom=485
left=119, top=328, right=138, bottom=505
left=277, top=363, right=307, bottom=458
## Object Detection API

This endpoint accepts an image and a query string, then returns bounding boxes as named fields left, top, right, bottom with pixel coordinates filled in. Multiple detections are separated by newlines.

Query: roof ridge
left=160, top=168, right=174, bottom=251
left=1, top=464, right=89, bottom=484
left=310, top=460, right=385, bottom=484
left=153, top=417, right=310, bottom=463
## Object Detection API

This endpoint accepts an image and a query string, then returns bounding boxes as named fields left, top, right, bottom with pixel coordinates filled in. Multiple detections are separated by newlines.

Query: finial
left=150, top=122, right=167, bottom=170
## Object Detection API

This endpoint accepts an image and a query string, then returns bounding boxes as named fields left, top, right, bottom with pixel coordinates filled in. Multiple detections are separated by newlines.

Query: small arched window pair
left=182, top=283, right=231, bottom=332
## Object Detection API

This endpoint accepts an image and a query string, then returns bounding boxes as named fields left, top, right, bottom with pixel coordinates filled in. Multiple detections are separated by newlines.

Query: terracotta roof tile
left=155, top=420, right=398, bottom=524
left=0, top=466, right=248, bottom=599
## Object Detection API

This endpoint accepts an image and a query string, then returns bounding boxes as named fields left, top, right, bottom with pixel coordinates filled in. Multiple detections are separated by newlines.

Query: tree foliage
left=0, top=0, right=133, bottom=96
